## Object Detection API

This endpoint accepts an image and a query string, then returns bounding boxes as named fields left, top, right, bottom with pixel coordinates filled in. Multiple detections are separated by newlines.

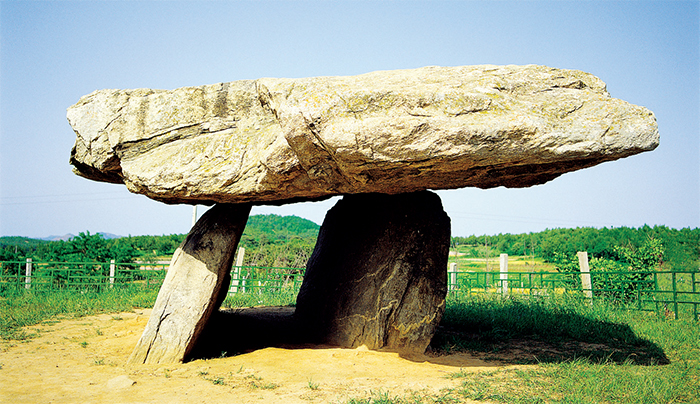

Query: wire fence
left=450, top=269, right=700, bottom=321
left=1, top=259, right=698, bottom=320
left=0, top=260, right=168, bottom=292
left=230, top=265, right=305, bottom=294
left=0, top=260, right=305, bottom=296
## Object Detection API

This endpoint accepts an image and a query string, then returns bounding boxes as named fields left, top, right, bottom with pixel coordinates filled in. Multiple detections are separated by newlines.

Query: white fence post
left=578, top=251, right=593, bottom=304
left=24, top=258, right=32, bottom=289
left=448, top=262, right=457, bottom=291
left=109, top=260, right=116, bottom=288
left=231, top=247, right=245, bottom=293
left=500, top=253, right=509, bottom=296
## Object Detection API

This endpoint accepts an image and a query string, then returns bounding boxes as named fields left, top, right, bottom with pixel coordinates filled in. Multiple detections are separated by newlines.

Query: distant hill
left=244, top=214, right=320, bottom=239
left=239, top=214, right=320, bottom=267
left=96, top=232, right=123, bottom=240
left=40, top=232, right=123, bottom=241
left=41, top=234, right=75, bottom=242
left=0, top=236, right=48, bottom=248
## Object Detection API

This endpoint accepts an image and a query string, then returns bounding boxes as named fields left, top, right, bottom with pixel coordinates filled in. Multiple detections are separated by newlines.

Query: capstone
left=67, top=65, right=658, bottom=206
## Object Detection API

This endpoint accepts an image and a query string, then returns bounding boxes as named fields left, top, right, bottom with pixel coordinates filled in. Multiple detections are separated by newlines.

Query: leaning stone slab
left=127, top=203, right=250, bottom=364
left=295, top=191, right=450, bottom=353
left=67, top=65, right=658, bottom=205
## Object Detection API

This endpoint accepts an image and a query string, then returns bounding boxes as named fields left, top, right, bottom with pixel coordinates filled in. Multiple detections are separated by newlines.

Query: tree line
left=2, top=221, right=698, bottom=272
left=452, top=225, right=699, bottom=271
left=0, top=215, right=320, bottom=269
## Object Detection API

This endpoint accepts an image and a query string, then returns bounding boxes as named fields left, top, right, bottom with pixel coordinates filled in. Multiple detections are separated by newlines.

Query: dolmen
left=67, top=65, right=658, bottom=364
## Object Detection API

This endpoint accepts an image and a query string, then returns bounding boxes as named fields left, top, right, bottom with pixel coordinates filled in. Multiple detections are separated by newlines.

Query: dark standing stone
left=295, top=191, right=450, bottom=353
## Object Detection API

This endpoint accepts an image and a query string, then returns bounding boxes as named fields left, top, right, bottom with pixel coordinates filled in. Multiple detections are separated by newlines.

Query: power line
left=0, top=191, right=137, bottom=206
left=0, top=191, right=127, bottom=200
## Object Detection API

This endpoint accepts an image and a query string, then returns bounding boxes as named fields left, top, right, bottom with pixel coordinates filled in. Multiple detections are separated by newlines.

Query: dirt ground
left=0, top=308, right=506, bottom=404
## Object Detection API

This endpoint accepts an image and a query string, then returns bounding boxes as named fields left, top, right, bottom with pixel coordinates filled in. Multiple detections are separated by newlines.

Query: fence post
left=25, top=258, right=32, bottom=289
left=109, top=260, right=116, bottom=288
left=577, top=251, right=593, bottom=304
left=231, top=247, right=245, bottom=293
left=500, top=253, right=508, bottom=297
left=448, top=263, right=457, bottom=291
left=672, top=272, right=678, bottom=320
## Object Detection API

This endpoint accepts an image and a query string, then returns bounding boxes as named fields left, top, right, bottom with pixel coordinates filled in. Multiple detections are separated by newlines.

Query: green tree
left=552, top=238, right=665, bottom=302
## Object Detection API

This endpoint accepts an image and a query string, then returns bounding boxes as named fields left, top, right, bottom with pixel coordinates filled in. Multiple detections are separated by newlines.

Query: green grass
left=0, top=285, right=296, bottom=342
left=345, top=390, right=430, bottom=404
left=0, top=285, right=297, bottom=342
left=221, top=287, right=298, bottom=308
left=0, top=287, right=158, bottom=340
left=453, top=358, right=699, bottom=404
left=2, top=285, right=698, bottom=404
left=433, top=293, right=672, bottom=364
left=448, top=252, right=557, bottom=273
left=307, top=379, right=320, bottom=390
left=383, top=293, right=700, bottom=404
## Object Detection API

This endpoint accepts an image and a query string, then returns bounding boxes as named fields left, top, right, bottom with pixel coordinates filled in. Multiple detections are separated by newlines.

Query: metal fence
left=0, top=260, right=305, bottom=296
left=230, top=265, right=305, bottom=294
left=449, top=269, right=700, bottom=321
left=0, top=260, right=168, bottom=292
left=2, top=259, right=698, bottom=320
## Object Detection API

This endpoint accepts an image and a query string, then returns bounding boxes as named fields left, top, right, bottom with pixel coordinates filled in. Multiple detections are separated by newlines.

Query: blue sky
left=0, top=1, right=698, bottom=238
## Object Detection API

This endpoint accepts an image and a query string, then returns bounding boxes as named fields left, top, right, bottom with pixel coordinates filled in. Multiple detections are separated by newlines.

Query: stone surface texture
left=68, top=65, right=659, bottom=205
left=127, top=203, right=250, bottom=365
left=294, top=191, right=450, bottom=353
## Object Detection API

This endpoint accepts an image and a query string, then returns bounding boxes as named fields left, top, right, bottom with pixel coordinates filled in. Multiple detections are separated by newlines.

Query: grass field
left=436, top=294, right=700, bottom=403
left=2, top=287, right=698, bottom=403
left=448, top=250, right=557, bottom=273
left=0, top=287, right=159, bottom=340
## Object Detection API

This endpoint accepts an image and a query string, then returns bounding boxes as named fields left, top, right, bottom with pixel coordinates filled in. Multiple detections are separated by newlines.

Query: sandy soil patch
left=0, top=308, right=503, bottom=404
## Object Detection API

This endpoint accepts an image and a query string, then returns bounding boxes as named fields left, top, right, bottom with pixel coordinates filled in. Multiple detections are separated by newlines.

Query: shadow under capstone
left=187, top=301, right=671, bottom=368
left=186, top=306, right=302, bottom=360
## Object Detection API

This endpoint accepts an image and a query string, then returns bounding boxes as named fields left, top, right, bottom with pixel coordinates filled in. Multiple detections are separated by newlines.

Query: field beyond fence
left=1, top=257, right=698, bottom=321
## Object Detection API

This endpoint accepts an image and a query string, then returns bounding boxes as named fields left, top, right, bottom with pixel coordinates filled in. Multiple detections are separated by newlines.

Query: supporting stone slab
left=295, top=191, right=450, bottom=354
left=128, top=203, right=251, bottom=364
